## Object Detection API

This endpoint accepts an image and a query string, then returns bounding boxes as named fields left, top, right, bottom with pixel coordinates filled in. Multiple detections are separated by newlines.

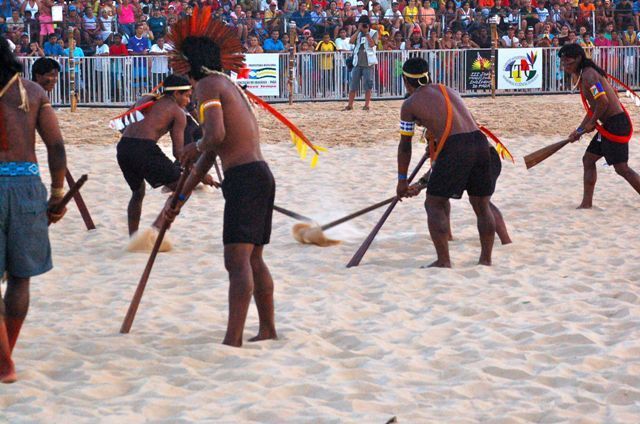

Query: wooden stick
left=65, top=169, right=96, bottom=230
left=273, top=205, right=313, bottom=222
left=49, top=174, right=88, bottom=219
left=346, top=152, right=429, bottom=268
left=524, top=139, right=570, bottom=170
left=120, top=168, right=190, bottom=334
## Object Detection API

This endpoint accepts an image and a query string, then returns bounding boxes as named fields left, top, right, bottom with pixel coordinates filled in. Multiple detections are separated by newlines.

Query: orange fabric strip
left=579, top=85, right=632, bottom=144
left=430, top=84, right=453, bottom=163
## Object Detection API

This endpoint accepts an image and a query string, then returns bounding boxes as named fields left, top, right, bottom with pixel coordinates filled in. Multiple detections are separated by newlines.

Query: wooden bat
left=66, top=169, right=96, bottom=230
left=120, top=168, right=190, bottom=334
left=346, top=152, right=429, bottom=268
left=524, top=139, right=570, bottom=169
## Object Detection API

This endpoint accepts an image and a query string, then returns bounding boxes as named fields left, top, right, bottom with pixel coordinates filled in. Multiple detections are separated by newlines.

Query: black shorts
left=586, top=112, right=631, bottom=165
left=427, top=131, right=495, bottom=199
left=222, top=161, right=275, bottom=246
left=490, top=145, right=501, bottom=185
left=116, top=137, right=181, bottom=191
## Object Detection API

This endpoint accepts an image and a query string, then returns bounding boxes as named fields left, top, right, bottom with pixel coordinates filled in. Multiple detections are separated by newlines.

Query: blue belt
left=0, top=162, right=40, bottom=176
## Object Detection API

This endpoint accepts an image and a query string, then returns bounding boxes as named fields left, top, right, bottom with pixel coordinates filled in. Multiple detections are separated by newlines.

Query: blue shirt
left=63, top=47, right=84, bottom=74
left=128, top=35, right=150, bottom=53
left=44, top=41, right=64, bottom=56
left=634, top=0, right=640, bottom=14
left=263, top=38, right=285, bottom=52
left=291, top=11, right=312, bottom=28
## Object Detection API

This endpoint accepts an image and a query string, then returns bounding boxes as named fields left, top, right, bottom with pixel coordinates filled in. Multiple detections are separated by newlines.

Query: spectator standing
left=616, top=0, right=634, bottom=29
left=128, top=22, right=150, bottom=93
left=5, top=10, right=23, bottom=34
left=344, top=15, right=377, bottom=111
left=43, top=33, right=64, bottom=56
left=38, top=0, right=55, bottom=47
left=64, top=6, right=83, bottom=46
left=316, top=32, right=337, bottom=94
left=99, top=8, right=115, bottom=42
left=109, top=32, right=127, bottom=100
left=118, top=0, right=137, bottom=37
left=94, top=36, right=110, bottom=101
left=403, top=0, right=419, bottom=36
left=149, top=36, right=171, bottom=86
left=263, top=28, right=285, bottom=51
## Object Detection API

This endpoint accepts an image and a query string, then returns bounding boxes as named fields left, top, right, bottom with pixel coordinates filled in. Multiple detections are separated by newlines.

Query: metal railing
left=19, top=46, right=640, bottom=106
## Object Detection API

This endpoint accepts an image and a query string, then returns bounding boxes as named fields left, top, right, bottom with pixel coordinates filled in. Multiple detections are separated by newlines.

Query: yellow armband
left=199, top=99, right=222, bottom=123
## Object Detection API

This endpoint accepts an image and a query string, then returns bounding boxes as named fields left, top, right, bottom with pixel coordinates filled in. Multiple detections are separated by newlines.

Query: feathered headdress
left=166, top=6, right=245, bottom=75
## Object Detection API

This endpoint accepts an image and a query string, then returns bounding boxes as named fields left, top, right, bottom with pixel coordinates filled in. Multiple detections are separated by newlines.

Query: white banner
left=497, top=48, right=543, bottom=90
left=235, top=53, right=280, bottom=96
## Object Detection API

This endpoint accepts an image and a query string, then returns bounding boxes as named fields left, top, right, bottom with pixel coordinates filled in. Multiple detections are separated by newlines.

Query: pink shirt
left=119, top=4, right=135, bottom=24
left=594, top=37, right=611, bottom=47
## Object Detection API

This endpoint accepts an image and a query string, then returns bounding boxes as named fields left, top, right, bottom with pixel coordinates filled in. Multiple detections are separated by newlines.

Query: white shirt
left=7, top=39, right=16, bottom=52
left=335, top=37, right=353, bottom=51
left=501, top=35, right=520, bottom=47
left=150, top=43, right=172, bottom=73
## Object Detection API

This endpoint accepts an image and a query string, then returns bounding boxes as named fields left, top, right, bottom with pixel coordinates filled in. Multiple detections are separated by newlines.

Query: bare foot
left=577, top=203, right=592, bottom=209
left=422, top=259, right=451, bottom=268
left=248, top=330, right=278, bottom=343
left=501, top=239, right=513, bottom=245
left=0, top=361, right=17, bottom=384
left=222, top=339, right=243, bottom=348
left=478, top=258, right=492, bottom=266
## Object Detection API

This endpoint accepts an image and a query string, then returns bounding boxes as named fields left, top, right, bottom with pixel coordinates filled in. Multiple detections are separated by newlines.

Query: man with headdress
left=396, top=57, right=509, bottom=267
left=113, top=74, right=197, bottom=236
left=0, top=36, right=67, bottom=383
left=162, top=10, right=278, bottom=347
left=559, top=43, right=640, bottom=208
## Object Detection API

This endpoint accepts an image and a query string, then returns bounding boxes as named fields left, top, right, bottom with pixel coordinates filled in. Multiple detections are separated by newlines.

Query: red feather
left=244, top=90, right=320, bottom=155
left=167, top=7, right=245, bottom=75
left=479, top=125, right=515, bottom=163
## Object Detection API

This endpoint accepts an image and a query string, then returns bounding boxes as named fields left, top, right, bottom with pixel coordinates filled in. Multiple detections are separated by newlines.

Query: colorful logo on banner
left=465, top=50, right=494, bottom=91
left=497, top=48, right=542, bottom=89
left=235, top=53, right=280, bottom=96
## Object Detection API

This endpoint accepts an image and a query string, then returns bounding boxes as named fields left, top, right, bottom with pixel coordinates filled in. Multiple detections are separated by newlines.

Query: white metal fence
left=19, top=46, right=640, bottom=106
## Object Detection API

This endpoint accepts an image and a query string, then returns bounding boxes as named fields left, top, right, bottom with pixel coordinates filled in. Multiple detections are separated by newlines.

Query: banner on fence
left=235, top=53, right=280, bottom=96
left=497, top=48, right=542, bottom=90
left=465, top=49, right=494, bottom=91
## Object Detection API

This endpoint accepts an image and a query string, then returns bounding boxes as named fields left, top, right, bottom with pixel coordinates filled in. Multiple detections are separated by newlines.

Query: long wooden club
left=49, top=174, right=88, bottom=220
left=65, top=169, right=96, bottom=230
left=346, top=152, right=429, bottom=268
left=120, top=167, right=191, bottom=334
left=524, top=139, right=570, bottom=169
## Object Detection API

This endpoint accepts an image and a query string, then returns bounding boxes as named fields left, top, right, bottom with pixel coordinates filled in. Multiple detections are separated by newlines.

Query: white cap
left=356, top=1, right=364, bottom=5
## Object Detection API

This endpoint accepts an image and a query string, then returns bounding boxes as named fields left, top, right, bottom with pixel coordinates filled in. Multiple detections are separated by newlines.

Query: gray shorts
left=350, top=65, right=374, bottom=91
left=0, top=176, right=52, bottom=278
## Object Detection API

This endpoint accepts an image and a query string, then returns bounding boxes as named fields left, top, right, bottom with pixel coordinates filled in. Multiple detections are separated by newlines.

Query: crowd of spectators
left=0, top=0, right=639, bottom=60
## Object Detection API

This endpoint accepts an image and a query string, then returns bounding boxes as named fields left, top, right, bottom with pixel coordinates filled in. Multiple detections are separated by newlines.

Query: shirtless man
left=115, top=74, right=191, bottom=236
left=163, top=21, right=277, bottom=348
left=397, top=57, right=505, bottom=267
left=560, top=43, right=640, bottom=208
left=0, top=37, right=67, bottom=383
left=31, top=57, right=60, bottom=92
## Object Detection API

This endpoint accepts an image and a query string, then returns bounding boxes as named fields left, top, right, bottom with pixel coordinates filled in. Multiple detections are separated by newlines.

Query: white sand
left=1, top=95, right=640, bottom=422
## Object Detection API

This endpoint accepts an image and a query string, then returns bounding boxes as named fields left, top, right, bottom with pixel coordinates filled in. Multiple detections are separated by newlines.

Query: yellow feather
left=311, top=154, right=319, bottom=168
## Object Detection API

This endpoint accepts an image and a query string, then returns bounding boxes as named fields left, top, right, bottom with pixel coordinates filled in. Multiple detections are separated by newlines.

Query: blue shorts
left=0, top=175, right=52, bottom=278
left=350, top=66, right=374, bottom=91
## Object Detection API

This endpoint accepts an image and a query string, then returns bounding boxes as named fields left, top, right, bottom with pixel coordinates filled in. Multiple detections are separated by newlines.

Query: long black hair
left=181, top=36, right=222, bottom=81
left=558, top=43, right=606, bottom=76
left=0, top=36, right=23, bottom=87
